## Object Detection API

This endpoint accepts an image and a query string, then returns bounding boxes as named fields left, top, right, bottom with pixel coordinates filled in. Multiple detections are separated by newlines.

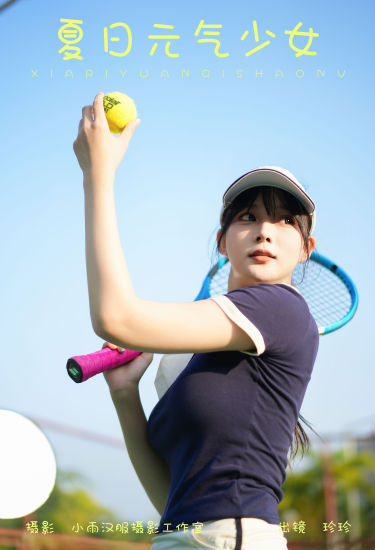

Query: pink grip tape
left=67, top=347, right=142, bottom=382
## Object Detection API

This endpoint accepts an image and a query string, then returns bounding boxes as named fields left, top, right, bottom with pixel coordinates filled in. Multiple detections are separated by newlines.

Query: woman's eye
left=283, top=215, right=296, bottom=225
left=239, top=212, right=255, bottom=221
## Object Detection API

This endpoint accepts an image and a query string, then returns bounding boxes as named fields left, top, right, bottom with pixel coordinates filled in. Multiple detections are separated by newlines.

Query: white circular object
left=0, top=409, right=56, bottom=519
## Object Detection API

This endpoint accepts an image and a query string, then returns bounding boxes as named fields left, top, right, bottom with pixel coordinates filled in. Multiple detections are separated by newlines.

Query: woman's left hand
left=73, top=92, right=141, bottom=176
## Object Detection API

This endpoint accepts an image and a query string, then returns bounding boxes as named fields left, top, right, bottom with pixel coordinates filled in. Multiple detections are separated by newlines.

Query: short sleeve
left=210, top=283, right=315, bottom=356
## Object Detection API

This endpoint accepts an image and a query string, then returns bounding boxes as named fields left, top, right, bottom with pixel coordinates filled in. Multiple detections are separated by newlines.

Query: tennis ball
left=103, top=92, right=138, bottom=134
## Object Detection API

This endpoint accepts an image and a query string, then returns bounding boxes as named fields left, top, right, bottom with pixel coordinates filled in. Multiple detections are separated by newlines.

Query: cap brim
left=223, top=168, right=315, bottom=213
left=220, top=167, right=316, bottom=233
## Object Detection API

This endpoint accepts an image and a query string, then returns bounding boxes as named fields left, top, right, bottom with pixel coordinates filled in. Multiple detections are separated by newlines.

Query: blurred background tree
left=279, top=446, right=375, bottom=544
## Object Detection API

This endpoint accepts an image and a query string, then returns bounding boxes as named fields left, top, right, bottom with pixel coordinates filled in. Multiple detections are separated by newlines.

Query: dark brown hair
left=216, top=185, right=319, bottom=464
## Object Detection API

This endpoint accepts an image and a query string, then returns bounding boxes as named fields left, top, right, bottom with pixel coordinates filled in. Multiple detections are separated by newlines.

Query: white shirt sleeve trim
left=210, top=295, right=265, bottom=356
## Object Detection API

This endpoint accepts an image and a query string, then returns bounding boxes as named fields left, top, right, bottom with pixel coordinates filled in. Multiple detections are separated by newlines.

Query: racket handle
left=66, top=348, right=142, bottom=383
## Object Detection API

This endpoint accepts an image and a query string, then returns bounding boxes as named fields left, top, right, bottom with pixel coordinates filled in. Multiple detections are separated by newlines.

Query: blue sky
left=1, top=0, right=374, bottom=525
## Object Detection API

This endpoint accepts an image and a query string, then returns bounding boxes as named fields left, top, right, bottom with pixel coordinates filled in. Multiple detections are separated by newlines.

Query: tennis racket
left=67, top=250, right=358, bottom=383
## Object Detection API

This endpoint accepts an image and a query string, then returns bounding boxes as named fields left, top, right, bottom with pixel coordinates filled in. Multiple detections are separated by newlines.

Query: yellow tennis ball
left=103, top=91, right=138, bottom=134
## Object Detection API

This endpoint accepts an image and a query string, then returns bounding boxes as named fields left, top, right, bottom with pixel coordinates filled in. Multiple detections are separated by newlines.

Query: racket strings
left=209, top=261, right=231, bottom=296
left=292, top=262, right=353, bottom=328
left=208, top=258, right=353, bottom=331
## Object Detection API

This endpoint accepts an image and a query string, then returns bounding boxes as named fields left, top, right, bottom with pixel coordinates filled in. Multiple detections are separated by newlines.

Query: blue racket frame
left=308, top=251, right=358, bottom=334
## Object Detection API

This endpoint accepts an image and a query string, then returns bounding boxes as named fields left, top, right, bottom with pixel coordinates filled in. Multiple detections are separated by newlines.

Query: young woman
left=73, top=92, right=319, bottom=549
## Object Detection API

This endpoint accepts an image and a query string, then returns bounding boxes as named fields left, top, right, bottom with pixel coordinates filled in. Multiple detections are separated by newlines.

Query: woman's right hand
left=73, top=92, right=140, bottom=177
left=101, top=342, right=153, bottom=394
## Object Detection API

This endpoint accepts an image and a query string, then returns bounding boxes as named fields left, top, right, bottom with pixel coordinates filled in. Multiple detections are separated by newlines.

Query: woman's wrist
left=83, top=167, right=115, bottom=190
left=109, top=383, right=140, bottom=401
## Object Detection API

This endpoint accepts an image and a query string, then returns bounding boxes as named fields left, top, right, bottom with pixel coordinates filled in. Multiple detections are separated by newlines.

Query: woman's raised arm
left=73, top=93, right=255, bottom=356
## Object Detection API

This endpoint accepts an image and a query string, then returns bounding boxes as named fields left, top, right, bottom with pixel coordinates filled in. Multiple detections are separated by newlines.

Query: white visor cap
left=220, top=166, right=316, bottom=234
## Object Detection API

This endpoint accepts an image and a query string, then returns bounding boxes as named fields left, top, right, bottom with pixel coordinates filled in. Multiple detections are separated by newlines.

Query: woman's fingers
left=119, top=118, right=141, bottom=144
left=92, top=92, right=106, bottom=125
left=103, top=351, right=154, bottom=391
left=102, top=341, right=125, bottom=352
left=82, top=105, right=93, bottom=126
left=102, top=341, right=115, bottom=350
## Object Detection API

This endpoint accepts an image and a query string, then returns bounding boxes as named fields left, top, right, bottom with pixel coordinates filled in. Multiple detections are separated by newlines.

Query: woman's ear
left=217, top=229, right=227, bottom=257
left=307, top=236, right=316, bottom=258
left=299, top=236, right=316, bottom=262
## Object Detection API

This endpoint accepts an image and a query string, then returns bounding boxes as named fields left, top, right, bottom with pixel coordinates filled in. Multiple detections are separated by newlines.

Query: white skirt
left=149, top=517, right=289, bottom=549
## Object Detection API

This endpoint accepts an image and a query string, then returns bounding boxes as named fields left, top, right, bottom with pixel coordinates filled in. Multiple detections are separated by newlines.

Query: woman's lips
left=249, top=254, right=274, bottom=262
left=248, top=248, right=276, bottom=262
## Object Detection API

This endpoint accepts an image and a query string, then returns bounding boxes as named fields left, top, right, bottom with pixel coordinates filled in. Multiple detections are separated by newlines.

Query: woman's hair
left=215, top=185, right=318, bottom=464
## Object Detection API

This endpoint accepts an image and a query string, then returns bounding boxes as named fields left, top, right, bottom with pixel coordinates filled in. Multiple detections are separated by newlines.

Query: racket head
left=195, top=252, right=358, bottom=335
left=291, top=251, right=358, bottom=334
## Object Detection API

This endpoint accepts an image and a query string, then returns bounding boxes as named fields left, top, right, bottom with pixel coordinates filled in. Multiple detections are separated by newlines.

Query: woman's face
left=218, top=192, right=316, bottom=290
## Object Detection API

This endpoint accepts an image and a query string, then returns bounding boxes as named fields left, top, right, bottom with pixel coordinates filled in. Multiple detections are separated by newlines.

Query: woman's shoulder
left=223, top=282, right=316, bottom=332
left=225, top=282, right=304, bottom=303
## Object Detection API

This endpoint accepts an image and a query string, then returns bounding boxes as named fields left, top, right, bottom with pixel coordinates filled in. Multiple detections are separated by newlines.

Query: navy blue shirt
left=146, top=283, right=319, bottom=531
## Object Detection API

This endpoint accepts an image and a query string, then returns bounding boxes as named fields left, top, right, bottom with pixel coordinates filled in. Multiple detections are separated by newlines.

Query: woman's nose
left=255, top=220, right=274, bottom=242
left=256, top=234, right=271, bottom=242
